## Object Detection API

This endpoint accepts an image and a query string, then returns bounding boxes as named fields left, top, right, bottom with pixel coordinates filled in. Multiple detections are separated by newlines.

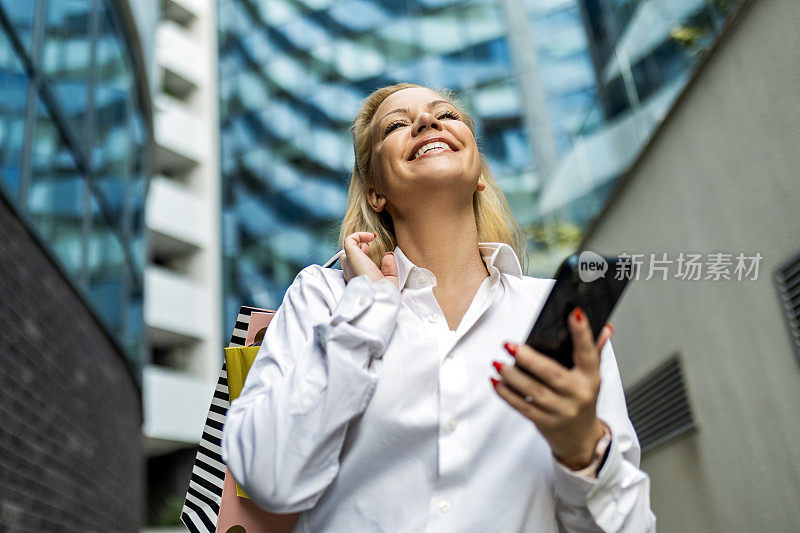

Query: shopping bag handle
left=322, top=249, right=345, bottom=268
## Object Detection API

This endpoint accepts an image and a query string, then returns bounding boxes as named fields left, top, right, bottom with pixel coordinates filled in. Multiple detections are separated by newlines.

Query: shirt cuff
left=314, top=275, right=400, bottom=359
left=553, top=423, right=625, bottom=508
left=558, top=422, right=612, bottom=481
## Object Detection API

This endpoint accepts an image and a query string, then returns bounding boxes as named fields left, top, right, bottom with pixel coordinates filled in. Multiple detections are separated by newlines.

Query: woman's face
left=368, top=87, right=481, bottom=216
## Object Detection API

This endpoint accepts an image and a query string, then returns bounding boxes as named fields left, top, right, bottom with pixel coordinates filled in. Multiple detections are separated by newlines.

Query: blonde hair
left=338, top=83, right=528, bottom=273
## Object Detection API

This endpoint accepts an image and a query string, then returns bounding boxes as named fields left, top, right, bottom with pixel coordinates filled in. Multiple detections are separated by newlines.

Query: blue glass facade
left=0, top=0, right=149, bottom=371
left=218, top=0, right=745, bottom=322
left=219, top=0, right=570, bottom=325
left=531, top=0, right=743, bottom=273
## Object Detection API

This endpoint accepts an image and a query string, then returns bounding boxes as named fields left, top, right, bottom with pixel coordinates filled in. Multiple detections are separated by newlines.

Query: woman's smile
left=409, top=136, right=458, bottom=161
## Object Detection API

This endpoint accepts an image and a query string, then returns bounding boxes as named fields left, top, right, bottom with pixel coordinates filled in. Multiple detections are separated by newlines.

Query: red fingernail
left=503, top=342, right=517, bottom=356
left=492, top=361, right=504, bottom=373
left=372, top=233, right=377, bottom=237
left=490, top=377, right=499, bottom=387
left=574, top=308, right=583, bottom=322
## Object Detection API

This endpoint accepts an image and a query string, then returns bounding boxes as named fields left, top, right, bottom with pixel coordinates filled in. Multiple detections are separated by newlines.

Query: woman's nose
left=413, top=113, right=442, bottom=135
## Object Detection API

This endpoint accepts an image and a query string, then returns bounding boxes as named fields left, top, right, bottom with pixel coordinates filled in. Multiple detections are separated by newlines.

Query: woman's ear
left=367, top=187, right=388, bottom=213
left=476, top=175, right=486, bottom=192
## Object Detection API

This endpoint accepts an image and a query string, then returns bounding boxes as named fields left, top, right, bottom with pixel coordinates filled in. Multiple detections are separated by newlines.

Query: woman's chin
left=415, top=173, right=470, bottom=188
left=407, top=160, right=473, bottom=181
left=406, top=175, right=477, bottom=199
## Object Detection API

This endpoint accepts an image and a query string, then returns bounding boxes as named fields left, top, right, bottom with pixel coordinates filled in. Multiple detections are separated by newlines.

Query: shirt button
left=427, top=313, right=439, bottom=323
left=446, top=418, right=458, bottom=432
left=358, top=296, right=368, bottom=306
left=438, top=500, right=451, bottom=513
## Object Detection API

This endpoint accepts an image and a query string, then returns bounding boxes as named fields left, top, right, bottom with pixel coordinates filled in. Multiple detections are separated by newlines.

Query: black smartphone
left=521, top=252, right=635, bottom=369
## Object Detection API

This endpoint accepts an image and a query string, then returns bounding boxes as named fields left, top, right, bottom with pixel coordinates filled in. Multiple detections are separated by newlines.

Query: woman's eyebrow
left=377, top=100, right=454, bottom=128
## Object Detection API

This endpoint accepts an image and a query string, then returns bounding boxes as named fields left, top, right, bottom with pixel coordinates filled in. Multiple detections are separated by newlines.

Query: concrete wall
left=581, top=0, right=800, bottom=530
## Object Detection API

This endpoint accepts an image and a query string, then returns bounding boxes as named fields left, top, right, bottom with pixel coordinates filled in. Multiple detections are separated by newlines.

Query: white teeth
left=413, top=141, right=450, bottom=160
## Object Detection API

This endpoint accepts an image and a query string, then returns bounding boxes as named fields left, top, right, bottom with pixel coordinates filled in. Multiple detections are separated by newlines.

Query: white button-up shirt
left=222, top=242, right=656, bottom=532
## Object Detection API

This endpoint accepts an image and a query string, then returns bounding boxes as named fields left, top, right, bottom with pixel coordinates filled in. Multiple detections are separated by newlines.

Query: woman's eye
left=385, top=121, right=405, bottom=134
left=438, top=110, right=459, bottom=120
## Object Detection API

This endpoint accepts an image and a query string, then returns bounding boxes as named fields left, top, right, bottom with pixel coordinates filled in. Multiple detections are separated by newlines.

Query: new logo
left=578, top=251, right=608, bottom=282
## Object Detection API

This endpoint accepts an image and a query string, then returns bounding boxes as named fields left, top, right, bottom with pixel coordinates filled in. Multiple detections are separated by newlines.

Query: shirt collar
left=393, top=242, right=523, bottom=291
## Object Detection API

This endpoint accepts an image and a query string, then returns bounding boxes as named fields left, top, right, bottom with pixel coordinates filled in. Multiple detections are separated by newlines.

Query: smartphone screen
left=522, top=253, right=635, bottom=369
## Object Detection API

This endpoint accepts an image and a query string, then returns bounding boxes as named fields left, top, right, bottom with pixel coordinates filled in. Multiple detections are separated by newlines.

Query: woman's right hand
left=342, top=232, right=399, bottom=288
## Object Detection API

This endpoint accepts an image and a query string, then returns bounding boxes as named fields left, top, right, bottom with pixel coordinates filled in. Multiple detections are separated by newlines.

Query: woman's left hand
left=492, top=307, right=613, bottom=470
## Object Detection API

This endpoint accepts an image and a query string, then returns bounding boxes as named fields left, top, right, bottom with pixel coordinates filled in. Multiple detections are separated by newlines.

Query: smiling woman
left=222, top=83, right=656, bottom=532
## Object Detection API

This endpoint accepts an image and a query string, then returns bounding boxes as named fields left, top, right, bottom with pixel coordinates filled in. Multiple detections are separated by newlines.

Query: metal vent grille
left=775, top=251, right=800, bottom=363
left=625, top=354, right=695, bottom=452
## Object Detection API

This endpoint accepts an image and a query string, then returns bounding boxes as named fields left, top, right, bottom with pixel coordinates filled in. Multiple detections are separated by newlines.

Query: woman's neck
left=392, top=204, right=489, bottom=292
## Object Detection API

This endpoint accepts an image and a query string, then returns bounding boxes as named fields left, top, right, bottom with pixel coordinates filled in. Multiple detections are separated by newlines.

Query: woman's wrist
left=554, top=419, right=607, bottom=471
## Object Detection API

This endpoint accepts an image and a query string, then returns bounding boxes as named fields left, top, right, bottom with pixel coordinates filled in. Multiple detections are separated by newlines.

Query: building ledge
left=144, top=265, right=210, bottom=344
left=154, top=94, right=204, bottom=172
left=146, top=176, right=207, bottom=256
left=142, top=364, right=217, bottom=455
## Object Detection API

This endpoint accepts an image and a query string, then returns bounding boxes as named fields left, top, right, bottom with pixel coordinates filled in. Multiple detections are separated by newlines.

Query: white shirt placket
left=407, top=270, right=500, bottom=532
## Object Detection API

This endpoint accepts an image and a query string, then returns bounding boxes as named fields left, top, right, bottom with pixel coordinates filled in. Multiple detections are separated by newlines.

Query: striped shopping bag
left=180, top=251, right=343, bottom=533
left=180, top=305, right=268, bottom=532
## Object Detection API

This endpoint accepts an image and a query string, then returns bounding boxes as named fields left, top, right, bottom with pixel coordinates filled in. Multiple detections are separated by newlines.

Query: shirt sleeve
left=221, top=267, right=401, bottom=513
left=553, top=340, right=657, bottom=532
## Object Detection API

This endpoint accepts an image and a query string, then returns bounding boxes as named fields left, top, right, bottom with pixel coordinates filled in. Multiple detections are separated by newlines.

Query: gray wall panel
left=582, top=0, right=800, bottom=530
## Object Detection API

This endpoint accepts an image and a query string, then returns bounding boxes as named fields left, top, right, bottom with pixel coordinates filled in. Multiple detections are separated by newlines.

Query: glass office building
left=532, top=0, right=743, bottom=272
left=218, top=0, right=745, bottom=322
left=0, top=0, right=149, bottom=371
left=218, top=0, right=599, bottom=324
